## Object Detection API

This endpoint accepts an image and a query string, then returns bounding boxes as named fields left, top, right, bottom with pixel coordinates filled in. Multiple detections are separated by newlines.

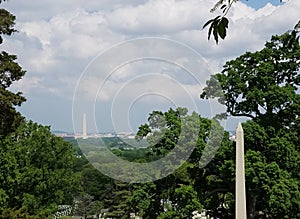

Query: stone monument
left=83, top=113, right=87, bottom=139
left=236, top=123, right=247, bottom=219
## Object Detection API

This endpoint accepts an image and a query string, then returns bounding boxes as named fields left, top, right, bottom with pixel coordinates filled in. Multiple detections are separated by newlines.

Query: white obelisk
left=236, top=123, right=247, bottom=219
left=83, top=113, right=87, bottom=139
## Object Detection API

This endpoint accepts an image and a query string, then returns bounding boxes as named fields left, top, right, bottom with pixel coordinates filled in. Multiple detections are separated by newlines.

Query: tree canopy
left=0, top=121, right=81, bottom=216
left=1, top=1, right=299, bottom=218
left=70, top=27, right=300, bottom=218
left=0, top=7, right=26, bottom=139
left=0, top=2, right=81, bottom=217
left=201, top=26, right=300, bottom=129
left=201, top=27, right=300, bottom=218
left=100, top=27, right=300, bottom=219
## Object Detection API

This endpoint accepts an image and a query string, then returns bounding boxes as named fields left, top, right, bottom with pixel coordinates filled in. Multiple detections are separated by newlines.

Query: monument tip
left=237, top=122, right=243, bottom=132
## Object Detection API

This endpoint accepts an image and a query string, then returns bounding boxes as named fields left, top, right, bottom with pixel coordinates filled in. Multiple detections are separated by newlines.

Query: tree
left=0, top=121, right=81, bottom=216
left=72, top=162, right=113, bottom=217
left=132, top=107, right=220, bottom=218
left=0, top=2, right=82, bottom=218
left=201, top=26, right=300, bottom=129
left=80, top=163, right=113, bottom=202
left=201, top=28, right=300, bottom=218
left=0, top=5, right=26, bottom=139
left=74, top=194, right=103, bottom=218
left=104, top=181, right=132, bottom=219
left=243, top=121, right=300, bottom=218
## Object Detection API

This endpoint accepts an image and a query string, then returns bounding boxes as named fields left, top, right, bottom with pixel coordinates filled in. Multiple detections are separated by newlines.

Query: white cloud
left=2, top=0, right=300, bottom=131
left=253, top=1, right=300, bottom=36
left=2, top=0, right=149, bottom=21
left=106, top=0, right=212, bottom=34
left=10, top=76, right=42, bottom=95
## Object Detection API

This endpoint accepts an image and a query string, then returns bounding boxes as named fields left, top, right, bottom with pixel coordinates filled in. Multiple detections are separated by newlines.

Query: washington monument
left=83, top=113, right=87, bottom=139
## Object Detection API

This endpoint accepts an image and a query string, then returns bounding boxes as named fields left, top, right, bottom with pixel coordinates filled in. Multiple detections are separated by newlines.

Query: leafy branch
left=203, top=0, right=284, bottom=44
left=203, top=16, right=229, bottom=44
left=203, top=0, right=237, bottom=44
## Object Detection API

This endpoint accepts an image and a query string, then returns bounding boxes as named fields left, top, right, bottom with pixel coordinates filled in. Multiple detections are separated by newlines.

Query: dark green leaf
left=220, top=17, right=229, bottom=28
left=213, top=23, right=219, bottom=44
left=203, top=18, right=214, bottom=30
left=208, top=22, right=214, bottom=40
left=218, top=25, right=226, bottom=39
left=218, top=17, right=229, bottom=39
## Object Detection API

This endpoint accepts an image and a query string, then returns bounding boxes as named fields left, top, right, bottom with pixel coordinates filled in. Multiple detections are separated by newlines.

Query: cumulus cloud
left=2, top=0, right=149, bottom=21
left=2, top=0, right=299, bottom=131
left=106, top=0, right=212, bottom=34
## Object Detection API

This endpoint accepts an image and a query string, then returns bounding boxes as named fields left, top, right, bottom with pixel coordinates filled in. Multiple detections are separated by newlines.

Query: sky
left=2, top=0, right=299, bottom=134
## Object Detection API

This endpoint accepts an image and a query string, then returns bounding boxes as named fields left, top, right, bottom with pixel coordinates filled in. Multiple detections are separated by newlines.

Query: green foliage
left=210, top=0, right=239, bottom=13
left=201, top=28, right=300, bottom=129
left=135, top=107, right=211, bottom=162
left=0, top=7, right=26, bottom=139
left=205, top=0, right=288, bottom=44
left=190, top=131, right=235, bottom=218
left=170, top=184, right=202, bottom=218
left=75, top=194, right=104, bottom=217
left=0, top=121, right=81, bottom=216
left=130, top=107, right=215, bottom=218
left=104, top=181, right=132, bottom=218
left=242, top=122, right=300, bottom=218
left=128, top=185, right=152, bottom=217
left=203, top=16, right=228, bottom=44
left=80, top=163, right=113, bottom=201
left=0, top=3, right=83, bottom=218
left=157, top=210, right=180, bottom=219
left=0, top=208, right=51, bottom=219
left=203, top=0, right=237, bottom=44
left=0, top=8, right=16, bottom=43
left=71, top=98, right=299, bottom=218
left=201, top=28, right=300, bottom=218
left=0, top=5, right=34, bottom=217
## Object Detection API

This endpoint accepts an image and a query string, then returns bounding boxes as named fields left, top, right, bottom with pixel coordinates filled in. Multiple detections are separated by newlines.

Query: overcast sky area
left=2, top=0, right=299, bottom=134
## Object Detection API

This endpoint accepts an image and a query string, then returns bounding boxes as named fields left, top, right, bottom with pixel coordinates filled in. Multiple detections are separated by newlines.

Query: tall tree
left=201, top=26, right=300, bottom=129
left=201, top=28, right=300, bottom=218
left=0, top=5, right=26, bottom=139
left=0, top=2, right=82, bottom=218
left=103, top=181, right=132, bottom=219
